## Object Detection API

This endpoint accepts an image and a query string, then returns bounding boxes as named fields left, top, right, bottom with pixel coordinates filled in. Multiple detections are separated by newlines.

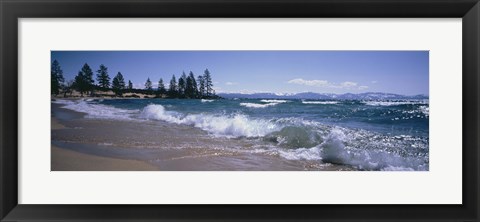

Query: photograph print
left=51, top=51, right=429, bottom=171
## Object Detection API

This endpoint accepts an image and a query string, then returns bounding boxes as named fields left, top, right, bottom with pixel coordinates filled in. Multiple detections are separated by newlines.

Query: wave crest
left=302, top=100, right=338, bottom=105
left=140, top=104, right=279, bottom=137
left=271, top=127, right=428, bottom=171
left=318, top=128, right=428, bottom=170
left=240, top=102, right=279, bottom=108
left=260, top=99, right=289, bottom=103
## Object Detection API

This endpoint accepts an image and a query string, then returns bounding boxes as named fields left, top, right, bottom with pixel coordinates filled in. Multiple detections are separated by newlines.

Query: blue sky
left=51, top=51, right=429, bottom=95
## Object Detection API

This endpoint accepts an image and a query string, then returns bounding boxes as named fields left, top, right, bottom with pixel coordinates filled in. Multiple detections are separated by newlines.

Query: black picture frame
left=1, top=0, right=479, bottom=221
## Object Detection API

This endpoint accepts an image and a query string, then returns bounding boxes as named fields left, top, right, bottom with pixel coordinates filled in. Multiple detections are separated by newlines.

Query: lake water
left=53, top=98, right=429, bottom=171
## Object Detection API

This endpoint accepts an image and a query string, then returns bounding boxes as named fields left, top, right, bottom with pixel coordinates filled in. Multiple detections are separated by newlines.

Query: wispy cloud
left=287, top=79, right=329, bottom=87
left=287, top=78, right=367, bottom=90
left=340, top=81, right=358, bottom=87
left=358, top=86, right=369, bottom=90
left=133, top=83, right=144, bottom=89
left=371, top=80, right=378, bottom=84
left=225, top=82, right=238, bottom=86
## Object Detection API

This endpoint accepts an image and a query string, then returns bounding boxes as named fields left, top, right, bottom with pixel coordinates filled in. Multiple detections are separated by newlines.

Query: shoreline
left=51, top=106, right=159, bottom=171
left=51, top=102, right=352, bottom=171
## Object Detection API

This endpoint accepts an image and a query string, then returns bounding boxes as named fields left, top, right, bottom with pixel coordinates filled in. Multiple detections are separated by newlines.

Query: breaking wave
left=140, top=104, right=280, bottom=137
left=240, top=102, right=279, bottom=108
left=260, top=99, right=289, bottom=103
left=274, top=128, right=428, bottom=171
left=53, top=99, right=138, bottom=120
left=240, top=99, right=289, bottom=108
left=302, top=100, right=338, bottom=105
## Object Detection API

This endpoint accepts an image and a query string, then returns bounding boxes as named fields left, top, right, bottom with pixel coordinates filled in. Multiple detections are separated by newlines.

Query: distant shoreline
left=54, top=89, right=165, bottom=99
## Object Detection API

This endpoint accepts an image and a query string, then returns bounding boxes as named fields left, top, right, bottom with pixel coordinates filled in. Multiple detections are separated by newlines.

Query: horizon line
left=216, top=91, right=429, bottom=97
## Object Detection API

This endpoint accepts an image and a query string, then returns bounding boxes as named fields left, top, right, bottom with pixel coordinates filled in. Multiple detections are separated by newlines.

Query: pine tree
left=168, top=75, right=177, bottom=97
left=73, top=63, right=94, bottom=96
left=158, top=78, right=166, bottom=95
left=203, top=68, right=214, bottom=97
left=51, top=60, right=64, bottom=96
left=63, top=80, right=74, bottom=97
left=112, top=72, right=126, bottom=96
left=178, top=72, right=187, bottom=98
left=73, top=71, right=86, bottom=96
left=82, top=63, right=95, bottom=95
left=185, top=71, right=198, bottom=98
left=128, top=80, right=133, bottom=90
left=145, top=77, right=153, bottom=94
left=96, top=64, right=110, bottom=90
left=197, top=75, right=205, bottom=98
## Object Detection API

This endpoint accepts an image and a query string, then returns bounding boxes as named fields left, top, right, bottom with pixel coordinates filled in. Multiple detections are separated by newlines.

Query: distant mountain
left=217, top=92, right=428, bottom=100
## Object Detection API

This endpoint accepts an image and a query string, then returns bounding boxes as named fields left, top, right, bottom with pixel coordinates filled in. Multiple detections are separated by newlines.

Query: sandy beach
left=51, top=103, right=158, bottom=171
left=51, top=145, right=158, bottom=171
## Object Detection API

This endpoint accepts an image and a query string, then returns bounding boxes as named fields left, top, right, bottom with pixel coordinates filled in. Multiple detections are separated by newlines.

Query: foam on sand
left=53, top=99, right=138, bottom=120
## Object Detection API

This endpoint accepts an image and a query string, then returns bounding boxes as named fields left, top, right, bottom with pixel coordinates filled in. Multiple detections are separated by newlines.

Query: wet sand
left=51, top=102, right=353, bottom=171
left=51, top=145, right=158, bottom=171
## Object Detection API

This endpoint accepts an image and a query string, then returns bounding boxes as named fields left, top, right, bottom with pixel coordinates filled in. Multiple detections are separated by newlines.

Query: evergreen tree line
left=51, top=60, right=217, bottom=99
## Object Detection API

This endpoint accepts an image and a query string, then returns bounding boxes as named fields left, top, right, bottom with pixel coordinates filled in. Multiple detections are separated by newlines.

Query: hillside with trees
left=51, top=60, right=220, bottom=99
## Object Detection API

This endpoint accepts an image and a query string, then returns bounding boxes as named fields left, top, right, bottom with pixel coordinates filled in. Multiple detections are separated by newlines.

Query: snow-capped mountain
left=217, top=92, right=428, bottom=100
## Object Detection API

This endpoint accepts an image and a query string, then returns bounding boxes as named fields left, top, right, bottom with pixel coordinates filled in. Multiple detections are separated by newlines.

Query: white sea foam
left=140, top=104, right=280, bottom=137
left=272, top=127, right=428, bottom=171
left=98, top=142, right=114, bottom=146
left=260, top=99, right=289, bottom=103
left=55, top=99, right=138, bottom=120
left=302, top=100, right=338, bottom=105
left=419, top=105, right=429, bottom=116
left=381, top=166, right=415, bottom=171
left=52, top=99, right=76, bottom=105
left=140, top=104, right=182, bottom=123
left=201, top=99, right=214, bottom=103
left=239, top=99, right=289, bottom=108
left=278, top=147, right=322, bottom=160
left=363, top=100, right=428, bottom=106
left=274, top=117, right=325, bottom=128
left=239, top=102, right=279, bottom=108
left=318, top=128, right=428, bottom=170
